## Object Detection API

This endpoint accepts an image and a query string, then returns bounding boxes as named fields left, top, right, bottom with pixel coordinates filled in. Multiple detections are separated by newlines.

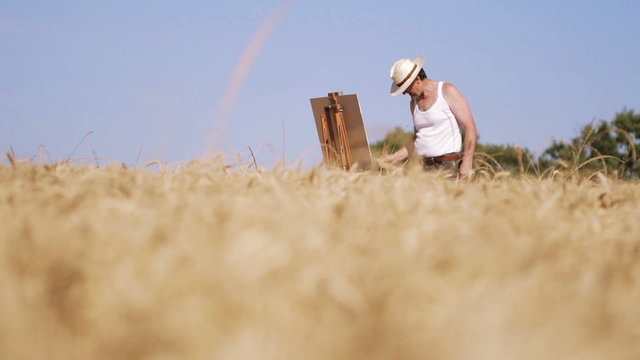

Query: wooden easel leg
left=328, top=92, right=352, bottom=170
left=320, top=113, right=331, bottom=166
left=334, top=111, right=352, bottom=170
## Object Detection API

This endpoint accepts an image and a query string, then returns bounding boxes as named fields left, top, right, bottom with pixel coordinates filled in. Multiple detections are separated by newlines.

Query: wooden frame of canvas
left=310, top=92, right=374, bottom=170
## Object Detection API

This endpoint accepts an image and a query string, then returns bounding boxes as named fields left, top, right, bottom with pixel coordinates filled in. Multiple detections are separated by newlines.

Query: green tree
left=475, top=143, right=534, bottom=173
left=612, top=109, right=640, bottom=177
left=370, top=127, right=413, bottom=157
left=541, top=109, right=639, bottom=178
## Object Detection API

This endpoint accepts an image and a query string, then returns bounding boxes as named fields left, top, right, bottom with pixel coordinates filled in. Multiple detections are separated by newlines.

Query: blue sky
left=2, top=0, right=639, bottom=167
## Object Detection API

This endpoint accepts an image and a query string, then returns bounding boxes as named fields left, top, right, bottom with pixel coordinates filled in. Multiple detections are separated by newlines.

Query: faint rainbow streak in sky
left=205, top=0, right=298, bottom=155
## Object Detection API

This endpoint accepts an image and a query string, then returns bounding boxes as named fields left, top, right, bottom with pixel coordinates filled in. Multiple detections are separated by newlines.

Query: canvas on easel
left=310, top=92, right=374, bottom=170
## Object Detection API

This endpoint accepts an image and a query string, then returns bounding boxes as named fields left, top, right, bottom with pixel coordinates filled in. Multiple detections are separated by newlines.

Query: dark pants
left=422, top=155, right=461, bottom=178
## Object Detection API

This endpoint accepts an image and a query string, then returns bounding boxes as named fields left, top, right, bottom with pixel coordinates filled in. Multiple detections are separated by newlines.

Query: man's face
left=403, top=78, right=419, bottom=96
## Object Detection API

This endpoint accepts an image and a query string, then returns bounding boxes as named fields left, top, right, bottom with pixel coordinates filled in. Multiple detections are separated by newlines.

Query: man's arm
left=443, top=83, right=478, bottom=177
left=384, top=100, right=416, bottom=164
left=385, top=138, right=415, bottom=164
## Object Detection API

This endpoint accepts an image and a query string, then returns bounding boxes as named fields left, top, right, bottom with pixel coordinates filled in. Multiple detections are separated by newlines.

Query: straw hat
left=389, top=55, right=425, bottom=96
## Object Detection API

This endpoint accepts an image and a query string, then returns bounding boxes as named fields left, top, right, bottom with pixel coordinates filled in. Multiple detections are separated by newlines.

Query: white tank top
left=412, top=81, right=462, bottom=157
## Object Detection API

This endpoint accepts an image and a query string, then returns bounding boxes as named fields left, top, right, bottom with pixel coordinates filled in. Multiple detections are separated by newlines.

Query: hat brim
left=390, top=55, right=425, bottom=96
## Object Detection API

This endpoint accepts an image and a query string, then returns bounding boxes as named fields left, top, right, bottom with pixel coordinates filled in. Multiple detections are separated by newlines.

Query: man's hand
left=377, top=153, right=400, bottom=169
left=381, top=145, right=409, bottom=167
left=384, top=153, right=399, bottom=164
left=458, top=157, right=474, bottom=179
left=376, top=156, right=394, bottom=168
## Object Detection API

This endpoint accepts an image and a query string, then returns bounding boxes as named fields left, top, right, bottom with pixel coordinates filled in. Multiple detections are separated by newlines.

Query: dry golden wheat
left=1, top=158, right=639, bottom=360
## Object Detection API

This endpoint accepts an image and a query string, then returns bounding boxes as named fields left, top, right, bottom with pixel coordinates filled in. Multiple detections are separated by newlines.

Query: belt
left=422, top=152, right=462, bottom=166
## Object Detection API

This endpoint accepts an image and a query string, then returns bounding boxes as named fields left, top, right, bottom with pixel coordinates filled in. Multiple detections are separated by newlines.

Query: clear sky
left=2, top=0, right=639, bottom=167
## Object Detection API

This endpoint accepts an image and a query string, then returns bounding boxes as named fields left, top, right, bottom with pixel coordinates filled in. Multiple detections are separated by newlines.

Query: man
left=384, top=55, right=478, bottom=178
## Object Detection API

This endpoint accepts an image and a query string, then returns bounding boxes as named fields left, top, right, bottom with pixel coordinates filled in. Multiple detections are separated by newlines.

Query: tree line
left=370, top=108, right=640, bottom=178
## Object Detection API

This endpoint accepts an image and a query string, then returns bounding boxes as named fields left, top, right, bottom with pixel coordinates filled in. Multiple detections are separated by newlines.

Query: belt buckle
left=423, top=156, right=437, bottom=166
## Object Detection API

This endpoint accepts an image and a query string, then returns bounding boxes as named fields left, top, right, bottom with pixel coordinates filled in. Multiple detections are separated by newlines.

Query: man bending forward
left=385, top=55, right=478, bottom=178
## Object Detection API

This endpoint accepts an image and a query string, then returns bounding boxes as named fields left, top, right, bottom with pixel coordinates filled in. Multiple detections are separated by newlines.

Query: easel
left=320, top=92, right=353, bottom=170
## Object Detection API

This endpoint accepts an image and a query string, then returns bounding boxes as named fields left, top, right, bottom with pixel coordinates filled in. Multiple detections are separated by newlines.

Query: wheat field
left=1, top=157, right=639, bottom=360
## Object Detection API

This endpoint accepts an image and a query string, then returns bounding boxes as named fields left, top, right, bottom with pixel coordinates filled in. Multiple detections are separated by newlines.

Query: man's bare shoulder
left=442, top=82, right=461, bottom=94
left=442, top=82, right=466, bottom=102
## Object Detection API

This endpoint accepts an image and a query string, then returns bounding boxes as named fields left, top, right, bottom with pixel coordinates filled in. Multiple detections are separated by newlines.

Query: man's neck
left=413, top=79, right=436, bottom=101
